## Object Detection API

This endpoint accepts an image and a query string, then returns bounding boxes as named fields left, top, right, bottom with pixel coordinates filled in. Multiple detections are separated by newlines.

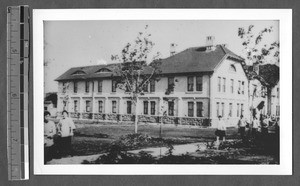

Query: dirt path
left=47, top=142, right=209, bottom=164
left=47, top=154, right=101, bottom=164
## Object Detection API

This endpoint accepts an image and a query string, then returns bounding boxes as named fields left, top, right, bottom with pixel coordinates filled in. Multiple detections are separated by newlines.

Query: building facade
left=55, top=42, right=250, bottom=127
left=246, top=63, right=280, bottom=120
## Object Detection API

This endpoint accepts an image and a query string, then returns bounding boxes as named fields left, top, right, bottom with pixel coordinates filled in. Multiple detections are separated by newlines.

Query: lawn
left=72, top=123, right=239, bottom=156
left=52, top=122, right=279, bottom=164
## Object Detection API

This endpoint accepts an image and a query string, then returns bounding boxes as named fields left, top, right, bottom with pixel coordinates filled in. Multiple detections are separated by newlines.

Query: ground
left=48, top=122, right=279, bottom=164
left=71, top=123, right=239, bottom=156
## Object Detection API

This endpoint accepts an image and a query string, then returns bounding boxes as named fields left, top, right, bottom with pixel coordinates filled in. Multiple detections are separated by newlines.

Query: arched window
left=229, top=64, right=237, bottom=72
left=95, top=68, right=112, bottom=73
left=72, top=70, right=86, bottom=75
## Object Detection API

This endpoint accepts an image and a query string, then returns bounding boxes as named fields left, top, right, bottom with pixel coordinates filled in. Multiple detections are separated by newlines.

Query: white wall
left=57, top=74, right=211, bottom=117
left=210, top=58, right=249, bottom=127
left=271, top=81, right=280, bottom=117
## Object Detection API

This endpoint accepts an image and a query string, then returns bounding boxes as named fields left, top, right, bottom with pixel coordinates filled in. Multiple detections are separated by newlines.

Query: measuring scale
left=7, top=5, right=29, bottom=180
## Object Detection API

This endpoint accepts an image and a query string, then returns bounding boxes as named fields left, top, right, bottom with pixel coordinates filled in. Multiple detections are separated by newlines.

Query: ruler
left=7, top=5, right=29, bottom=180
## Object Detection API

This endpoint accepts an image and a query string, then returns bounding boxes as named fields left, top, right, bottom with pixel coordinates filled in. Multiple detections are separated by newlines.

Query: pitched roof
left=55, top=64, right=118, bottom=81
left=158, top=45, right=243, bottom=74
left=55, top=45, right=244, bottom=81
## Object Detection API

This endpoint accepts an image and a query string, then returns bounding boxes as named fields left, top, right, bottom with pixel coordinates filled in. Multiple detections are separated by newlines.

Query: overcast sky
left=44, top=20, right=278, bottom=93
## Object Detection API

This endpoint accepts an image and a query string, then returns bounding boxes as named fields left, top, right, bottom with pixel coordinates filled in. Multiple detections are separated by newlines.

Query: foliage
left=81, top=134, right=279, bottom=164
left=111, top=133, right=173, bottom=150
left=165, top=83, right=175, bottom=95
left=110, top=25, right=162, bottom=133
left=44, top=92, right=58, bottom=106
left=82, top=143, right=260, bottom=164
left=238, top=25, right=279, bottom=65
left=257, top=64, right=279, bottom=88
left=111, top=25, right=162, bottom=100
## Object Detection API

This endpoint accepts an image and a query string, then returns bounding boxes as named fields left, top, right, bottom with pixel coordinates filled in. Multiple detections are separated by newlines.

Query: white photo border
left=33, top=9, right=292, bottom=175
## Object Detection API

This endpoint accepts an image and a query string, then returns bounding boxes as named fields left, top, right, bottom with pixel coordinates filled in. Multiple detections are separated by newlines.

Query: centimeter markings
left=7, top=5, right=29, bottom=180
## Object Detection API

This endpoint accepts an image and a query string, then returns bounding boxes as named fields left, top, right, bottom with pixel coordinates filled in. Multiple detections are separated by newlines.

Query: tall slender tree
left=111, top=25, right=162, bottom=133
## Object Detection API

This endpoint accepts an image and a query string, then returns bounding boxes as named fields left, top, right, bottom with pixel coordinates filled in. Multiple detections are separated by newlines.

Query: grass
left=71, top=123, right=240, bottom=156
left=56, top=122, right=279, bottom=164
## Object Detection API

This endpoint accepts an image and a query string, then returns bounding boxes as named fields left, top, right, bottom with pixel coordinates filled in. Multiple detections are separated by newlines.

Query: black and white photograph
left=34, top=9, right=292, bottom=175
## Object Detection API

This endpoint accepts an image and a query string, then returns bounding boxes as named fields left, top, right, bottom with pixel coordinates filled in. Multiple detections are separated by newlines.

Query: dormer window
left=72, top=70, right=86, bottom=75
left=95, top=68, right=112, bottom=73
left=229, top=64, right=237, bottom=72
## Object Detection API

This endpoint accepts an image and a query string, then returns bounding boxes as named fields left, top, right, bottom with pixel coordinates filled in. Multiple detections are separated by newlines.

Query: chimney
left=206, top=36, right=215, bottom=46
left=170, top=43, right=177, bottom=56
left=222, top=43, right=228, bottom=48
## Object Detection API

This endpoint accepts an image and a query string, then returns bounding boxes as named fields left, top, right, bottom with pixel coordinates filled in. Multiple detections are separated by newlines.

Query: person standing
left=252, top=117, right=260, bottom=139
left=261, top=115, right=269, bottom=135
left=238, top=115, right=247, bottom=141
left=215, top=115, right=226, bottom=148
left=44, top=111, right=57, bottom=164
left=57, top=110, right=76, bottom=157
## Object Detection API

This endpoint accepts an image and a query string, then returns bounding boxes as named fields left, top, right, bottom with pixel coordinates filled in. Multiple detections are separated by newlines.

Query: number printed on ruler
left=7, top=5, right=29, bottom=181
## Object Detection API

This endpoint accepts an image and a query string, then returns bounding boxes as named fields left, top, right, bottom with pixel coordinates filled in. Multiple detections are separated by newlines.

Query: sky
left=44, top=20, right=278, bottom=93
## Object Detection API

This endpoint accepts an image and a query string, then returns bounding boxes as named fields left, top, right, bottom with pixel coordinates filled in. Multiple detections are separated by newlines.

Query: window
left=196, top=102, right=203, bottom=117
left=218, top=77, right=221, bottom=92
left=237, top=103, right=240, bottom=117
left=188, top=102, right=194, bottom=117
left=127, top=101, right=132, bottom=114
left=74, top=81, right=78, bottom=93
left=168, top=101, right=174, bottom=116
left=150, top=80, right=155, bottom=92
left=125, top=84, right=130, bottom=92
left=187, top=77, right=194, bottom=91
left=98, top=80, right=102, bottom=93
left=216, top=102, right=220, bottom=117
left=62, top=82, right=66, bottom=93
left=86, top=100, right=91, bottom=112
left=150, top=101, right=156, bottom=115
left=63, top=101, right=67, bottom=110
left=241, top=104, right=244, bottom=116
left=74, top=100, right=78, bottom=112
left=276, top=105, right=280, bottom=116
left=221, top=102, right=225, bottom=117
left=112, top=80, right=117, bottom=92
left=112, top=101, right=117, bottom=113
left=229, top=64, right=237, bottom=72
left=98, top=101, right=103, bottom=113
left=277, top=88, right=280, bottom=98
left=144, top=101, right=148, bottom=115
left=196, top=76, right=203, bottom=91
left=230, top=79, right=234, bottom=93
left=143, top=84, right=148, bottom=92
left=229, top=103, right=232, bottom=117
left=168, top=77, right=175, bottom=91
left=242, top=81, right=245, bottom=94
left=238, top=80, right=241, bottom=94
left=95, top=68, right=112, bottom=73
left=72, top=70, right=86, bottom=75
left=85, top=81, right=89, bottom=93
left=223, top=78, right=226, bottom=92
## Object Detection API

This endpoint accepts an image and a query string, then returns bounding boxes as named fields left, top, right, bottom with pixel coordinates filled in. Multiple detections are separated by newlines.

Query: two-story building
left=55, top=38, right=249, bottom=127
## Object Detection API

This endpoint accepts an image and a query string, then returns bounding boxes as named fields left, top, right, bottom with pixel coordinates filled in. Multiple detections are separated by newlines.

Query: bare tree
left=111, top=25, right=162, bottom=133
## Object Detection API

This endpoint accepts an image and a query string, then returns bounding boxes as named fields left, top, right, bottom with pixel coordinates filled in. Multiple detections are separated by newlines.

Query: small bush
left=114, top=133, right=168, bottom=150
